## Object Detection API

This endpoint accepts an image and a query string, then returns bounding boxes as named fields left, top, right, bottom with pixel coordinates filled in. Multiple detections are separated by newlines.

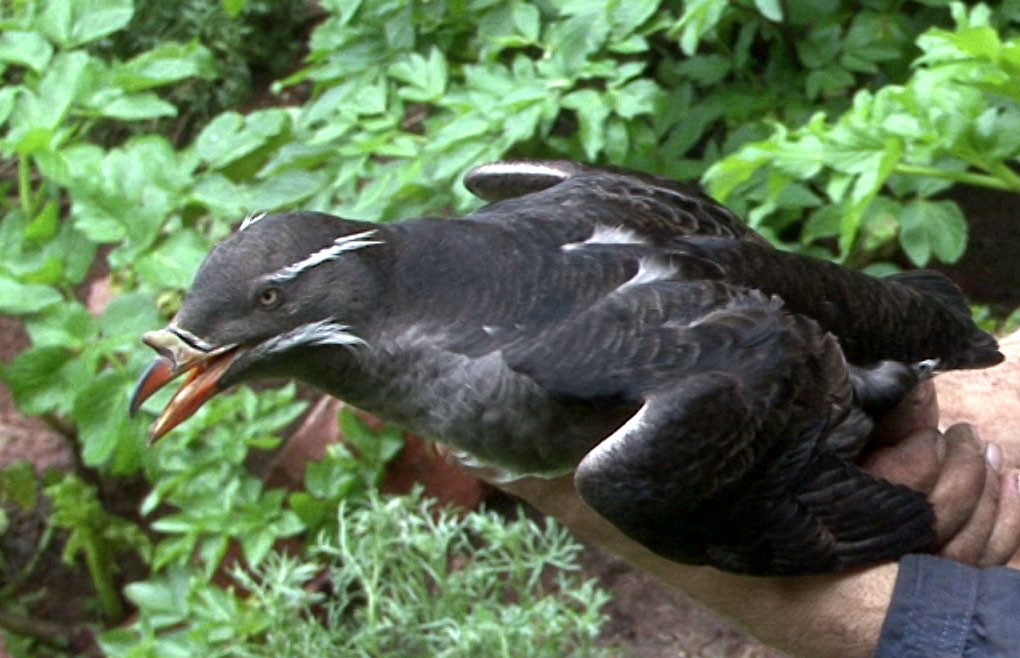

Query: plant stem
left=989, top=161, right=1020, bottom=192
left=82, top=529, right=125, bottom=622
left=893, top=163, right=1017, bottom=191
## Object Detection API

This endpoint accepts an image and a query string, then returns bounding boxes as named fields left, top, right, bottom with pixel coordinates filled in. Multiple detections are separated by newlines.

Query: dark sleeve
left=874, top=554, right=1020, bottom=658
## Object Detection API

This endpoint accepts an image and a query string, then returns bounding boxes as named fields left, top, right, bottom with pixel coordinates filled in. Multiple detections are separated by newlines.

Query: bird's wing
left=539, top=288, right=937, bottom=575
left=462, top=160, right=768, bottom=248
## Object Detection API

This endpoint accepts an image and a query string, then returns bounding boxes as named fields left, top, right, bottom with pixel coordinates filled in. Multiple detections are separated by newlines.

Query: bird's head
left=130, top=211, right=384, bottom=442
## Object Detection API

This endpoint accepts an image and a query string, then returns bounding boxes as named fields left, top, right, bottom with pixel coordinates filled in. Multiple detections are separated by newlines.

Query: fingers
left=937, top=441, right=1000, bottom=563
left=980, top=470, right=1020, bottom=567
left=927, top=424, right=990, bottom=545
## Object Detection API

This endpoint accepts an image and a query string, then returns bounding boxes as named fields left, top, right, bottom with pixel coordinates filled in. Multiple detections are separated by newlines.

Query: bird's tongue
left=130, top=348, right=243, bottom=443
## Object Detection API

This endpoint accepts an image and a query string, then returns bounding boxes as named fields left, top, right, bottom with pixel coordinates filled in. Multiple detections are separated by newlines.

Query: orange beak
left=130, top=328, right=242, bottom=443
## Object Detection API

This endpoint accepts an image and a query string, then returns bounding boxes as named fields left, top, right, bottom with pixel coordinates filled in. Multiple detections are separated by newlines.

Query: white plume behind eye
left=267, top=230, right=383, bottom=284
left=257, top=318, right=366, bottom=356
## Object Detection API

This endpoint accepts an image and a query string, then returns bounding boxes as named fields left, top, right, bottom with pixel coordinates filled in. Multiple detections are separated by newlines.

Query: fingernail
left=986, top=442, right=1003, bottom=472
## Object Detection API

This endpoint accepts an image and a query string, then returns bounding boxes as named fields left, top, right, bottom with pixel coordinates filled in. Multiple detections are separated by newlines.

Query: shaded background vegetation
left=0, top=0, right=1018, bottom=655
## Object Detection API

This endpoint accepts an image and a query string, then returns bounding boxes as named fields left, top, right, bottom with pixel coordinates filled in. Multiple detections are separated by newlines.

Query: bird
left=130, top=160, right=1003, bottom=576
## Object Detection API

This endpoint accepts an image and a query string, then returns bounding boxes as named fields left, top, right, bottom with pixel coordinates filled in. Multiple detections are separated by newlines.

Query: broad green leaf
left=511, top=1, right=541, bottom=41
left=124, top=569, right=190, bottom=618
left=114, top=42, right=217, bottom=92
left=24, top=200, right=60, bottom=242
left=0, top=276, right=63, bottom=313
left=0, top=31, right=54, bottom=71
left=1, top=344, right=83, bottom=416
left=75, top=369, right=143, bottom=471
left=611, top=79, right=663, bottom=119
left=0, top=86, right=17, bottom=127
left=899, top=199, right=969, bottom=266
left=24, top=301, right=96, bottom=349
left=672, top=0, right=729, bottom=56
left=97, top=93, right=177, bottom=120
left=247, top=170, right=328, bottom=212
left=135, top=230, right=209, bottom=290
left=10, top=51, right=89, bottom=140
left=190, top=173, right=246, bottom=218
left=562, top=89, right=609, bottom=159
left=100, top=291, right=161, bottom=338
left=607, top=0, right=659, bottom=38
left=754, top=0, right=784, bottom=21
left=68, top=0, right=134, bottom=47
left=194, top=110, right=289, bottom=170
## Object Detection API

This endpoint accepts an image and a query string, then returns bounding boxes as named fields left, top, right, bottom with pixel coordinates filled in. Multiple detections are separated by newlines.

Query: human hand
left=862, top=381, right=1020, bottom=568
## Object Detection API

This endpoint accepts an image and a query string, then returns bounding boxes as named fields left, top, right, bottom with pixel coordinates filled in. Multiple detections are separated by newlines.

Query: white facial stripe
left=267, top=230, right=382, bottom=283
left=238, top=211, right=267, bottom=231
left=259, top=318, right=365, bottom=355
left=561, top=224, right=647, bottom=251
left=471, top=161, right=573, bottom=181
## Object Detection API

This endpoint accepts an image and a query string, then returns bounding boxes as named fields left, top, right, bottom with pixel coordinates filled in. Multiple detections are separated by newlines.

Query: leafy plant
left=45, top=475, right=151, bottom=621
left=705, top=3, right=1020, bottom=267
left=101, top=491, right=609, bottom=658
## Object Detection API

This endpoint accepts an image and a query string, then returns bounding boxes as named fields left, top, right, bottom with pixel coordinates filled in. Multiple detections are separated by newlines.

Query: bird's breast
left=337, top=329, right=623, bottom=477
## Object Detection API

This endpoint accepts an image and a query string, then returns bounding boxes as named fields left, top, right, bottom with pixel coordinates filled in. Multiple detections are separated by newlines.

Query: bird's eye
left=257, top=287, right=282, bottom=309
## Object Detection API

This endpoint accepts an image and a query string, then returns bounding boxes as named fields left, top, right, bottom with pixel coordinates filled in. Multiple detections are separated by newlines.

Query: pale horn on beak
left=130, top=328, right=241, bottom=443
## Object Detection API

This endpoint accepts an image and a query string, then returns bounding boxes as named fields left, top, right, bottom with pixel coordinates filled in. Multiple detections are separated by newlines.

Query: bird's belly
left=345, top=347, right=626, bottom=478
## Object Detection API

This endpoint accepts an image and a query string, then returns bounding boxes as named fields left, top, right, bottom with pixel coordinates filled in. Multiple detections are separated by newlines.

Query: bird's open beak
left=130, top=328, right=243, bottom=443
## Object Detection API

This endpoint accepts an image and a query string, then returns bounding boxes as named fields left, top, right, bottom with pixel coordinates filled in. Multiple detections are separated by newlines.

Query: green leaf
left=24, top=200, right=60, bottom=242
left=100, top=291, right=161, bottom=338
left=194, top=110, right=289, bottom=170
left=0, top=462, right=40, bottom=511
left=0, top=276, right=63, bottom=313
left=222, top=0, right=248, bottom=17
left=114, top=42, right=217, bottom=92
left=135, top=230, right=210, bottom=290
left=97, top=93, right=177, bottom=120
left=39, top=0, right=134, bottom=47
left=1, top=345, right=83, bottom=416
left=562, top=89, right=609, bottom=159
left=124, top=568, right=190, bottom=618
left=610, top=79, right=663, bottom=119
left=11, top=50, right=90, bottom=139
left=754, top=0, right=784, bottom=21
left=511, top=1, right=541, bottom=41
left=672, top=0, right=729, bottom=56
left=899, top=199, right=969, bottom=266
left=76, top=369, right=143, bottom=471
left=24, top=301, right=96, bottom=349
left=607, top=0, right=659, bottom=38
left=247, top=170, right=328, bottom=211
left=0, top=31, right=54, bottom=71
